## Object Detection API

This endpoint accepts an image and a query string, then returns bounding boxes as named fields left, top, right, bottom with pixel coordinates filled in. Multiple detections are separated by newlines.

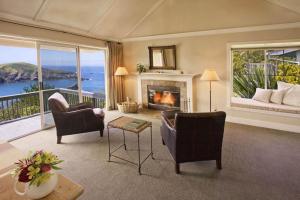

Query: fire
left=160, top=91, right=176, bottom=106
left=153, top=92, right=161, bottom=103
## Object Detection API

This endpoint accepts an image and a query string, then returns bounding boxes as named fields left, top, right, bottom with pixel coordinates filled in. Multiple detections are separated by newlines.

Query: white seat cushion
left=252, top=88, right=273, bottom=103
left=93, top=108, right=105, bottom=117
left=48, top=92, right=69, bottom=109
left=231, top=97, right=300, bottom=114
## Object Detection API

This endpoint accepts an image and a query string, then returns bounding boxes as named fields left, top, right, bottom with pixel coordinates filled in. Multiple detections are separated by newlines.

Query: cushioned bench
left=231, top=97, right=300, bottom=114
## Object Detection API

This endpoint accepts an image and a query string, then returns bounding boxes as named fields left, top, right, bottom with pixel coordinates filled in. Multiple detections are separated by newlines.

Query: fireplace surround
left=137, top=72, right=200, bottom=112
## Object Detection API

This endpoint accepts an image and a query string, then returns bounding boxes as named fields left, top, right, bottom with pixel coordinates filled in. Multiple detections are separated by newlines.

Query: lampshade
left=200, top=69, right=220, bottom=81
left=115, top=67, right=129, bottom=76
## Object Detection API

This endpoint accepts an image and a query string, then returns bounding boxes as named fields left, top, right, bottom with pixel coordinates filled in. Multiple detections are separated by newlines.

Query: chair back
left=174, top=111, right=226, bottom=161
left=48, top=92, right=70, bottom=113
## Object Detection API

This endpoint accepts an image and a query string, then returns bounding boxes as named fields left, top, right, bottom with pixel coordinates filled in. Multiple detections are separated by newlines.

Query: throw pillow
left=277, top=81, right=294, bottom=90
left=270, top=89, right=288, bottom=104
left=252, top=88, right=273, bottom=103
left=282, top=85, right=300, bottom=107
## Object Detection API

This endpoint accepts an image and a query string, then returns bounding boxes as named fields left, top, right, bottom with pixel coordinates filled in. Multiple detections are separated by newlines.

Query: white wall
left=123, top=28, right=300, bottom=133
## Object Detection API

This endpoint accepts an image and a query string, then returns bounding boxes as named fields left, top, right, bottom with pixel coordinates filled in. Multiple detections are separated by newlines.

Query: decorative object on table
left=136, top=63, right=146, bottom=74
left=107, top=116, right=153, bottom=175
left=48, top=92, right=105, bottom=143
left=12, top=150, right=63, bottom=199
left=200, top=69, right=220, bottom=112
left=161, top=110, right=226, bottom=174
left=148, top=45, right=176, bottom=70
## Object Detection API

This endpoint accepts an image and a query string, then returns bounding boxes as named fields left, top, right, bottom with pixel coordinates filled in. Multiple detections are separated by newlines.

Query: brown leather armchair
left=48, top=92, right=105, bottom=144
left=161, top=110, right=226, bottom=174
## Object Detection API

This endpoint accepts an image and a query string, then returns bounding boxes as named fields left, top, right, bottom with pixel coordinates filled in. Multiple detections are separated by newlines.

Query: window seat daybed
left=231, top=97, right=300, bottom=114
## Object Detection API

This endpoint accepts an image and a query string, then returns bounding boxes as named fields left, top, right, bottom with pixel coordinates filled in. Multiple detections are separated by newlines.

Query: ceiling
left=0, top=0, right=299, bottom=41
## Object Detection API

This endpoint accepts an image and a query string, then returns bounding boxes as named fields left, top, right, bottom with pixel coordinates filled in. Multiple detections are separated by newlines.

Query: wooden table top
left=0, top=173, right=84, bottom=200
left=107, top=116, right=151, bottom=133
left=0, top=141, right=24, bottom=175
left=0, top=141, right=84, bottom=200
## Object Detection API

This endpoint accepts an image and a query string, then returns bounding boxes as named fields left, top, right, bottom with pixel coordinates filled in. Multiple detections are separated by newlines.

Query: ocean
left=0, top=66, right=105, bottom=97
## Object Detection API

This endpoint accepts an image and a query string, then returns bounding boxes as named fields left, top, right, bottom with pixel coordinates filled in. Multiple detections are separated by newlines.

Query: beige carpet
left=11, top=110, right=300, bottom=200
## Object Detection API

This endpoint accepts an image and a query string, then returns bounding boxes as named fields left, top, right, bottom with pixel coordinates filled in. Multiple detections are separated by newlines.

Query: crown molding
left=122, top=22, right=300, bottom=42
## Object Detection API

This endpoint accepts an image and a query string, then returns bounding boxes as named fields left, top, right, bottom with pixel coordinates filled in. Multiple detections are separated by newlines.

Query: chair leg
left=57, top=136, right=62, bottom=144
left=162, top=138, right=165, bottom=145
left=216, top=158, right=222, bottom=170
left=175, top=163, right=180, bottom=174
left=100, top=130, right=104, bottom=137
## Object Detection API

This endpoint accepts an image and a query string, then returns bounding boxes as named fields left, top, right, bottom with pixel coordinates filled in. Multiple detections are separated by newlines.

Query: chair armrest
left=161, top=115, right=176, bottom=134
left=67, top=102, right=93, bottom=111
left=161, top=110, right=180, bottom=120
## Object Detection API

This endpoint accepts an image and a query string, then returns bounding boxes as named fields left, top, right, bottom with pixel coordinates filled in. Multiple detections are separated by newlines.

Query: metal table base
left=107, top=125, right=154, bottom=175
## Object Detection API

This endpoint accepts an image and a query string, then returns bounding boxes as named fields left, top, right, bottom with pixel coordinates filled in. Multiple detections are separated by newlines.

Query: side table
left=107, top=116, right=154, bottom=175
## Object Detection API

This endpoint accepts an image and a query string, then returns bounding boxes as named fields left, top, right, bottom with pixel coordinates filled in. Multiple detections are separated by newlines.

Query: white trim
left=0, top=34, right=107, bottom=50
left=122, top=22, right=300, bottom=42
left=226, top=43, right=232, bottom=108
left=36, top=42, right=45, bottom=129
left=226, top=39, right=300, bottom=112
left=227, top=116, right=300, bottom=133
left=76, top=47, right=83, bottom=103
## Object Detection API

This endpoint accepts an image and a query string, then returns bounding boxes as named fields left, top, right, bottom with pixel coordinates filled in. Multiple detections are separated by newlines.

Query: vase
left=14, top=171, right=58, bottom=199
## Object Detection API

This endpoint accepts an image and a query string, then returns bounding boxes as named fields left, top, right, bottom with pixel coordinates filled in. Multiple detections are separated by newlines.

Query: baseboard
left=226, top=116, right=300, bottom=133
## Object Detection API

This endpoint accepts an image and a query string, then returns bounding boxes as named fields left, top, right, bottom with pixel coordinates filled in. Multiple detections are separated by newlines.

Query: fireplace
left=147, top=85, right=180, bottom=110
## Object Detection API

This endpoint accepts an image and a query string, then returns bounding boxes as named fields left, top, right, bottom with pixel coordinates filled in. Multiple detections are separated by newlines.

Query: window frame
left=226, top=41, right=300, bottom=118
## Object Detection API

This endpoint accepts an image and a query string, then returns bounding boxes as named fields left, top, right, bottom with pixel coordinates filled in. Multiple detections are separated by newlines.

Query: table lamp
left=200, top=69, right=220, bottom=112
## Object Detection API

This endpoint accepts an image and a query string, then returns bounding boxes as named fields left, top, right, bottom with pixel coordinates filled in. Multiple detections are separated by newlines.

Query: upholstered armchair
left=160, top=110, right=226, bottom=174
left=48, top=92, right=105, bottom=144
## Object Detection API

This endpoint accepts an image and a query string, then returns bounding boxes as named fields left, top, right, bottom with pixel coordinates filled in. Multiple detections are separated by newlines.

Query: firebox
left=147, top=85, right=180, bottom=110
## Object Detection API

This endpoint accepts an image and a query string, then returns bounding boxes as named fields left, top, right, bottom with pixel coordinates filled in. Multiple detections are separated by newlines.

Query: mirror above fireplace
left=148, top=45, right=176, bottom=70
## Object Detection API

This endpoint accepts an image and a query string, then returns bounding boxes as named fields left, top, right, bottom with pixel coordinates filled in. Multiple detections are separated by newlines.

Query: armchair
left=161, top=110, right=226, bottom=174
left=48, top=92, right=105, bottom=144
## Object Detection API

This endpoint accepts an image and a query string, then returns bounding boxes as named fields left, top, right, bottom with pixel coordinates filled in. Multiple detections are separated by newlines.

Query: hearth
left=147, top=85, right=180, bottom=110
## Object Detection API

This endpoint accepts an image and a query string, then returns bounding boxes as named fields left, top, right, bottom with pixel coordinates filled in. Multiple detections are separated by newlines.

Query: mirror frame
left=148, top=45, right=176, bottom=70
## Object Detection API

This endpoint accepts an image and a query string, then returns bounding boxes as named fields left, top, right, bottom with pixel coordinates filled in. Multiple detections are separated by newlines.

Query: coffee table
left=107, top=116, right=153, bottom=175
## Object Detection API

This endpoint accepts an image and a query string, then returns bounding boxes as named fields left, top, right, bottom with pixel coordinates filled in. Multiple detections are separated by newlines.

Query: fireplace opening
left=147, top=85, right=180, bottom=110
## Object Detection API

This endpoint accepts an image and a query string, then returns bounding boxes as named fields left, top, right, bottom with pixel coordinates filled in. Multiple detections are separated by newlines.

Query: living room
left=0, top=0, right=299, bottom=200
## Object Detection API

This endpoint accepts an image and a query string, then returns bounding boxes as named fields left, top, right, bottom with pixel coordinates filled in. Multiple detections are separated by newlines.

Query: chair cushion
left=48, top=92, right=70, bottom=109
left=93, top=108, right=105, bottom=117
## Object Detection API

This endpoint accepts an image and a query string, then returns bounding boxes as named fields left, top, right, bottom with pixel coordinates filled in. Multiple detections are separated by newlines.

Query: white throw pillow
left=252, top=88, right=273, bottom=103
left=282, top=85, right=300, bottom=107
left=270, top=89, right=288, bottom=104
left=277, top=81, right=294, bottom=90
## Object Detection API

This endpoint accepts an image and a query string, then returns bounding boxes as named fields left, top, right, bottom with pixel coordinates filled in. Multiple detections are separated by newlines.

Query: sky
left=0, top=46, right=105, bottom=67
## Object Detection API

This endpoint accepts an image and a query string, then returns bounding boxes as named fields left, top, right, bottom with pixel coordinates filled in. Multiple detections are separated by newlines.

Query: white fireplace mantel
left=136, top=72, right=200, bottom=112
